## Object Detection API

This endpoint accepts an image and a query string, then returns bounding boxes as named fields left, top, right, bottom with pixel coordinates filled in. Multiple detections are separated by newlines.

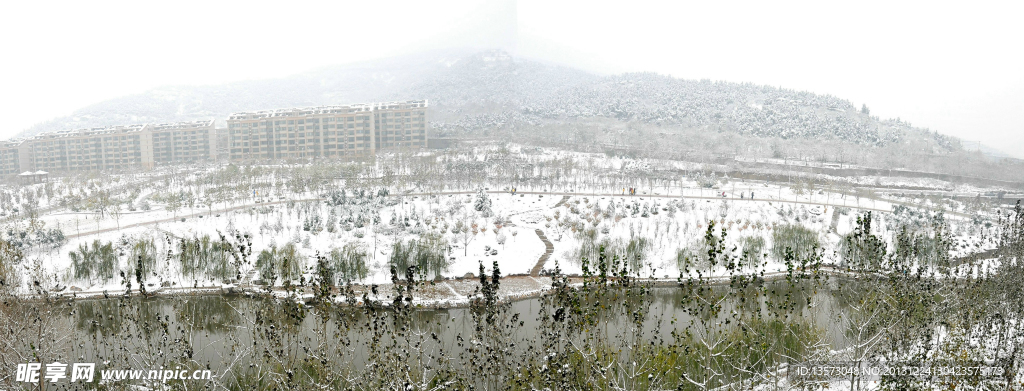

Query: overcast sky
left=1, top=1, right=1021, bottom=156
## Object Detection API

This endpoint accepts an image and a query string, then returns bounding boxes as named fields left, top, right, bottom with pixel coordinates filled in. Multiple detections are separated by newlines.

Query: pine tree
left=474, top=190, right=493, bottom=217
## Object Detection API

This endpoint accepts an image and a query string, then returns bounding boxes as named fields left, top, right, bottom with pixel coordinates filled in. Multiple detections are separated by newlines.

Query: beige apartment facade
left=227, top=100, right=427, bottom=162
left=2, top=121, right=216, bottom=175
left=373, top=101, right=429, bottom=150
left=27, top=124, right=148, bottom=172
left=227, top=105, right=376, bottom=162
left=145, top=120, right=216, bottom=168
left=0, top=141, right=23, bottom=176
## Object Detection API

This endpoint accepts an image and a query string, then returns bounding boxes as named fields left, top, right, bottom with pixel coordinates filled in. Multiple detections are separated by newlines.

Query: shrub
left=840, top=212, right=888, bottom=270
left=178, top=235, right=224, bottom=281
left=130, top=237, right=157, bottom=278
left=69, top=240, right=118, bottom=284
left=739, top=235, right=766, bottom=268
left=330, top=243, right=369, bottom=283
left=277, top=243, right=303, bottom=282
left=771, top=224, right=819, bottom=261
left=389, top=232, right=450, bottom=280
left=0, top=239, right=23, bottom=291
left=573, top=236, right=651, bottom=272
left=256, top=249, right=277, bottom=283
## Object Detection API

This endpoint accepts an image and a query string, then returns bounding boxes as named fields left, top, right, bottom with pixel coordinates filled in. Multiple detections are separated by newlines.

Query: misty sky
left=1, top=1, right=1021, bottom=156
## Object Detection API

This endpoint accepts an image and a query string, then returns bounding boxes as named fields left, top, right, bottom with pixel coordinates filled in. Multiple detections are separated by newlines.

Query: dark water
left=58, top=285, right=853, bottom=375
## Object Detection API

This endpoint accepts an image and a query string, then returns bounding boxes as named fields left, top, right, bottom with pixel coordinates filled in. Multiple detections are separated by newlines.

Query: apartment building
left=373, top=101, right=429, bottom=150
left=28, top=124, right=149, bottom=172
left=0, top=140, right=23, bottom=176
left=145, top=120, right=216, bottom=168
left=227, top=100, right=427, bottom=162
left=1, top=100, right=426, bottom=174
left=2, top=121, right=216, bottom=174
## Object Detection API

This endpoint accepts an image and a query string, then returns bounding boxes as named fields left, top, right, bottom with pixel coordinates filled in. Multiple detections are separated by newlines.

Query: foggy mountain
left=16, top=48, right=966, bottom=155
left=16, top=48, right=485, bottom=134
left=16, top=48, right=595, bottom=137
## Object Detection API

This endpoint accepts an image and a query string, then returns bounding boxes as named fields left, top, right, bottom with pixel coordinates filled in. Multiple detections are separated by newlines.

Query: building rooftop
left=228, top=100, right=428, bottom=120
left=0, top=139, right=25, bottom=148
left=17, top=120, right=217, bottom=141
left=29, top=124, right=149, bottom=140
left=372, top=100, right=429, bottom=110
left=151, top=120, right=215, bottom=130
left=229, top=104, right=374, bottom=120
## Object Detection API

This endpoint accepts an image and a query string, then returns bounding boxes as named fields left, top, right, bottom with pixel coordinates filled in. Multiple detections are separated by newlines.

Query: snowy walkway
left=530, top=229, right=555, bottom=277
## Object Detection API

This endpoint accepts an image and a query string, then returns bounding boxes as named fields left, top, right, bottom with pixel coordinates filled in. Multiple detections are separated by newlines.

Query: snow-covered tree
left=496, top=232, right=507, bottom=249
left=474, top=190, right=493, bottom=217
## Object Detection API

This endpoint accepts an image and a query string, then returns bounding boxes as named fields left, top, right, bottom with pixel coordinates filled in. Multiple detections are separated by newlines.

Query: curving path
left=528, top=196, right=567, bottom=276
left=530, top=229, right=555, bottom=277
left=552, top=195, right=570, bottom=208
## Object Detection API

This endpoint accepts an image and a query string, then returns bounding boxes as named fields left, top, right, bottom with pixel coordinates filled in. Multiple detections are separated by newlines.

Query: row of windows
left=153, top=130, right=206, bottom=134
left=229, top=143, right=370, bottom=154
left=235, top=136, right=372, bottom=146
left=378, top=110, right=425, bottom=117
left=229, top=116, right=372, bottom=128
left=230, top=127, right=400, bottom=140
left=231, top=123, right=369, bottom=133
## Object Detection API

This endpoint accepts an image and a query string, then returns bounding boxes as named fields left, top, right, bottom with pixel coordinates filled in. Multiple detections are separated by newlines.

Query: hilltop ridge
left=17, top=49, right=912, bottom=147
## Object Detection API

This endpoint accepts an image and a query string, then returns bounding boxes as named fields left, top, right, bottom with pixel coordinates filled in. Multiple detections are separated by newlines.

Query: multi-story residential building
left=0, top=140, right=24, bottom=176
left=145, top=120, right=216, bottom=168
left=227, top=100, right=427, bottom=162
left=215, top=128, right=229, bottom=160
left=227, top=104, right=376, bottom=162
left=1, top=100, right=426, bottom=174
left=2, top=121, right=216, bottom=174
left=28, top=124, right=148, bottom=172
left=373, top=101, right=429, bottom=150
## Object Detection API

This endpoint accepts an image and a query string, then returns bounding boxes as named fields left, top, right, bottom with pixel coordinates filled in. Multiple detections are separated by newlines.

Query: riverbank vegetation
left=0, top=203, right=1022, bottom=390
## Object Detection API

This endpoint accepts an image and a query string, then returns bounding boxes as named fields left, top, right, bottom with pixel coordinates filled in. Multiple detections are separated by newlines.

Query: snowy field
left=0, top=145, right=1007, bottom=303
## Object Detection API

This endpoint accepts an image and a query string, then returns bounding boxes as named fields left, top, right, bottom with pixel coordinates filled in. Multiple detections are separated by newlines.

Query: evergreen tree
left=474, top=190, right=493, bottom=217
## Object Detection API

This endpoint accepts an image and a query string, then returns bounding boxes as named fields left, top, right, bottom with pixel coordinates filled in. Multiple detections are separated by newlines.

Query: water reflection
left=64, top=282, right=857, bottom=373
left=174, top=295, right=241, bottom=333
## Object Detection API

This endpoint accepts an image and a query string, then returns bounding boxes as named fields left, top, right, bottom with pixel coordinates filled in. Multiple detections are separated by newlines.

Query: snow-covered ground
left=0, top=146, right=1004, bottom=303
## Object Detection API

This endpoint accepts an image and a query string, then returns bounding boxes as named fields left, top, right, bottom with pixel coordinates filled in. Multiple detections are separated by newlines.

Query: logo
left=16, top=362, right=94, bottom=383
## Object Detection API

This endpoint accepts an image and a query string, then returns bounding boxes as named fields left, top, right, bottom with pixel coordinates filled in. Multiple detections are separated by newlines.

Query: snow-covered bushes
left=474, top=190, right=493, bottom=217
left=1, top=227, right=67, bottom=251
